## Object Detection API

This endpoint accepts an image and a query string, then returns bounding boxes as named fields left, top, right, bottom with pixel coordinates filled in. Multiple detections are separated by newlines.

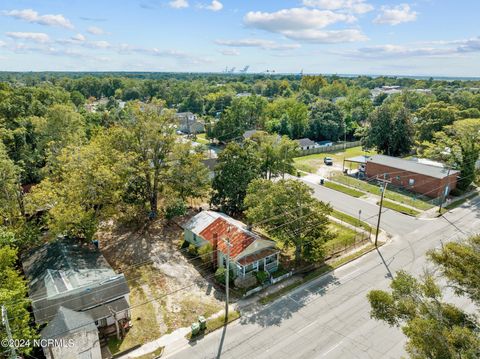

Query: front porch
left=235, top=251, right=279, bottom=277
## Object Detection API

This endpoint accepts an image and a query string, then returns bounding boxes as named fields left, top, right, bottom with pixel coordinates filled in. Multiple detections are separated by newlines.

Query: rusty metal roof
left=199, top=217, right=258, bottom=259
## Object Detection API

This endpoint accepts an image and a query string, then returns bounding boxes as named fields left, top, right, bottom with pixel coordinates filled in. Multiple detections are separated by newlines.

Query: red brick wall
left=365, top=162, right=458, bottom=198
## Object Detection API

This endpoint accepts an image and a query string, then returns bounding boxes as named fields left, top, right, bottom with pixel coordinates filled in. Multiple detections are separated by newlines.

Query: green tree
left=337, top=88, right=373, bottom=137
left=424, top=119, right=480, bottom=190
left=428, top=235, right=480, bottom=305
left=367, top=236, right=480, bottom=359
left=308, top=99, right=344, bottom=141
left=32, top=104, right=86, bottom=166
left=0, top=243, right=38, bottom=356
left=249, top=133, right=299, bottom=180
left=168, top=143, right=210, bottom=201
left=244, top=179, right=333, bottom=263
left=415, top=102, right=459, bottom=142
left=26, top=129, right=132, bottom=239
left=212, top=95, right=267, bottom=142
left=300, top=75, right=327, bottom=95
left=0, top=143, right=24, bottom=226
left=264, top=98, right=309, bottom=139
left=211, top=142, right=261, bottom=215
left=363, top=103, right=414, bottom=156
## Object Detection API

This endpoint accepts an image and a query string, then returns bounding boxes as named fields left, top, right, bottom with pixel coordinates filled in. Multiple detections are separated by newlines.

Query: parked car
left=324, top=157, right=333, bottom=166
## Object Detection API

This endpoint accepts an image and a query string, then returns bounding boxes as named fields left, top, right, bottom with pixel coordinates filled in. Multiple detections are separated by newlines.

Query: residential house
left=22, top=238, right=131, bottom=343
left=365, top=154, right=459, bottom=198
left=41, top=307, right=101, bottom=359
left=296, top=138, right=318, bottom=151
left=176, top=112, right=205, bottom=134
left=184, top=211, right=279, bottom=277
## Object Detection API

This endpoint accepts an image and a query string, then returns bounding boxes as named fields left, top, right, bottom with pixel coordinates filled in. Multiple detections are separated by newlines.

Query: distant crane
left=240, top=65, right=250, bottom=73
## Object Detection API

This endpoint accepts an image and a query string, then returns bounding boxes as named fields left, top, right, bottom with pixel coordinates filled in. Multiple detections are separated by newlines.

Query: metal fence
left=297, top=141, right=362, bottom=157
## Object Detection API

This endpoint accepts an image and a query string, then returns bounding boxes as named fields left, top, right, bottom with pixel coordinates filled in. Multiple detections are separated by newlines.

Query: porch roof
left=236, top=248, right=278, bottom=266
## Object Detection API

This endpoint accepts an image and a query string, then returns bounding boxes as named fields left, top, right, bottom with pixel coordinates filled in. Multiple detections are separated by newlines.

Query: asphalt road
left=166, top=189, right=480, bottom=359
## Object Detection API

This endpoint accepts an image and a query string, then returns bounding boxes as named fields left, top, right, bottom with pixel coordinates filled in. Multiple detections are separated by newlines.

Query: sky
left=0, top=0, right=480, bottom=77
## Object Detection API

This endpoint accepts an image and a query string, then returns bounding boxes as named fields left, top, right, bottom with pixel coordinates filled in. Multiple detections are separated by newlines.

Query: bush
left=198, top=243, right=213, bottom=264
left=165, top=199, right=187, bottom=220
left=255, top=270, right=269, bottom=284
left=215, top=267, right=235, bottom=285
left=187, top=243, right=198, bottom=256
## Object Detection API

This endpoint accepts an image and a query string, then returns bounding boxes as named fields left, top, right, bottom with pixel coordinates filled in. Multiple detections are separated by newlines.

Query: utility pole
left=375, top=178, right=390, bottom=246
left=2, top=305, right=17, bottom=359
left=438, top=167, right=451, bottom=214
left=220, top=228, right=232, bottom=321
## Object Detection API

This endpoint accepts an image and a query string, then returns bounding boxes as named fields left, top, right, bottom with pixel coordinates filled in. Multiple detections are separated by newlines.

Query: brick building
left=365, top=155, right=459, bottom=198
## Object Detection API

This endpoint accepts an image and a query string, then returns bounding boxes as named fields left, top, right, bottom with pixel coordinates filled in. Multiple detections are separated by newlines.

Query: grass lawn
left=332, top=175, right=434, bottom=211
left=194, top=133, right=210, bottom=145
left=259, top=243, right=378, bottom=305
left=293, top=146, right=376, bottom=173
left=324, top=222, right=365, bottom=255
left=324, top=181, right=365, bottom=198
left=331, top=209, right=374, bottom=233
left=108, top=285, right=162, bottom=354
left=380, top=199, right=421, bottom=217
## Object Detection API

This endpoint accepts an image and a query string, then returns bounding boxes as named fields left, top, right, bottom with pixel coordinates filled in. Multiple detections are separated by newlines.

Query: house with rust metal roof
left=184, top=211, right=279, bottom=277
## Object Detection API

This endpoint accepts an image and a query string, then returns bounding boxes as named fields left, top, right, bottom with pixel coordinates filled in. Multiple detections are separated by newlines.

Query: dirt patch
left=96, top=217, right=223, bottom=350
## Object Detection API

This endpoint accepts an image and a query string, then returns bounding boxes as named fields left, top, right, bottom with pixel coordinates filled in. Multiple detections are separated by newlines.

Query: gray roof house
left=296, top=138, right=318, bottom=150
left=41, top=307, right=101, bottom=359
left=22, top=238, right=131, bottom=336
left=176, top=112, right=205, bottom=134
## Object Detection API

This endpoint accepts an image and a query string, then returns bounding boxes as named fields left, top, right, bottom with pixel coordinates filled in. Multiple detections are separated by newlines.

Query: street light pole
left=375, top=179, right=390, bottom=247
left=220, top=229, right=232, bottom=321
left=438, top=167, right=451, bottom=214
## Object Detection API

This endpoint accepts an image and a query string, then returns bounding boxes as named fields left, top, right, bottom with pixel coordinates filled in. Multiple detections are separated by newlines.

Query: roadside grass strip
left=379, top=199, right=420, bottom=217
left=186, top=310, right=241, bottom=341
left=323, top=181, right=365, bottom=198
left=333, top=175, right=434, bottom=211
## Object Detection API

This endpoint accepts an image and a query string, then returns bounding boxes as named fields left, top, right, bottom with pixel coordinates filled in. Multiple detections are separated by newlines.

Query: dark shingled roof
left=22, top=238, right=130, bottom=324
left=41, top=307, right=96, bottom=339
left=367, top=155, right=459, bottom=179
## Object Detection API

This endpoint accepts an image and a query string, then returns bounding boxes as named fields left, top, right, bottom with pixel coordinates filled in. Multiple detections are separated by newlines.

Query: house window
left=396, top=176, right=400, bottom=181
left=409, top=178, right=415, bottom=186
left=265, top=255, right=276, bottom=264
left=384, top=173, right=389, bottom=179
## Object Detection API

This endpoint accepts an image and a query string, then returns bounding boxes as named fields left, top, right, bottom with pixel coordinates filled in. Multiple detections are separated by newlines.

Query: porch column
left=264, top=257, right=266, bottom=270
left=243, top=265, right=245, bottom=276
left=276, top=253, right=279, bottom=266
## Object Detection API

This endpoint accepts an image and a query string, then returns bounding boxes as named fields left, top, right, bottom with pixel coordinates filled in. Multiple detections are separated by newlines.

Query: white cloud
left=281, top=29, right=368, bottom=43
left=244, top=8, right=366, bottom=44
left=87, top=26, right=105, bottom=35
left=219, top=48, right=240, bottom=56
left=71, top=33, right=86, bottom=42
left=6, top=32, right=50, bottom=43
left=0, top=40, right=6, bottom=47
left=244, top=8, right=356, bottom=32
left=374, top=4, right=417, bottom=25
left=202, top=1, right=223, bottom=12
left=169, top=0, right=189, bottom=9
left=302, top=0, right=373, bottom=14
left=3, top=9, right=74, bottom=29
left=216, top=38, right=301, bottom=50
left=85, top=40, right=111, bottom=49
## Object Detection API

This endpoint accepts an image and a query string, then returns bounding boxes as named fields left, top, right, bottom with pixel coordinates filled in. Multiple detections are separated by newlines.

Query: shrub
left=255, top=270, right=269, bottom=284
left=198, top=243, right=213, bottom=264
left=215, top=267, right=235, bottom=285
left=165, top=199, right=187, bottom=220
left=187, top=243, right=198, bottom=256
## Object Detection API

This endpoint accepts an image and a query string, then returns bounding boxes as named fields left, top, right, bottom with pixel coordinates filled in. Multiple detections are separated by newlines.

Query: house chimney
left=212, top=233, right=218, bottom=269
